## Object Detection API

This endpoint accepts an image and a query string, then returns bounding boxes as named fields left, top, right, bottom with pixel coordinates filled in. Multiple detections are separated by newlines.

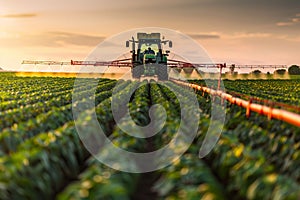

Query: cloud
left=237, top=33, right=271, bottom=38
left=0, top=31, right=106, bottom=47
left=45, top=32, right=106, bottom=46
left=188, top=33, right=221, bottom=39
left=1, top=13, right=37, bottom=18
left=189, top=32, right=272, bottom=40
left=276, top=22, right=293, bottom=26
left=276, top=13, right=300, bottom=26
left=292, top=18, right=300, bottom=22
left=274, top=35, right=300, bottom=43
left=225, top=32, right=272, bottom=39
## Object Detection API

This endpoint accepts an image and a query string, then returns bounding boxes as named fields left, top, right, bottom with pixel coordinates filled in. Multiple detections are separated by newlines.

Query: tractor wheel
left=157, top=64, right=168, bottom=81
left=132, top=65, right=144, bottom=79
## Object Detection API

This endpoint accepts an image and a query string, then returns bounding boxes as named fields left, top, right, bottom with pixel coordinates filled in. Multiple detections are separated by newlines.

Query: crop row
left=0, top=76, right=77, bottom=101
left=0, top=80, right=134, bottom=199
left=190, top=79, right=300, bottom=107
left=0, top=89, right=114, bottom=155
left=0, top=79, right=112, bottom=111
left=0, top=80, right=116, bottom=129
left=57, top=81, right=148, bottom=199
left=224, top=79, right=300, bottom=105
left=173, top=84, right=300, bottom=199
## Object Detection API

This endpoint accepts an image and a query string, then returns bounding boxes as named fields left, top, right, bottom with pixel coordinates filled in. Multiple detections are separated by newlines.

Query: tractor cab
left=126, top=32, right=172, bottom=80
left=141, top=45, right=159, bottom=64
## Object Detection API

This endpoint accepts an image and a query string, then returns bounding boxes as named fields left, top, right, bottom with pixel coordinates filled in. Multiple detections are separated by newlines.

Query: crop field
left=0, top=73, right=299, bottom=200
left=190, top=79, right=300, bottom=105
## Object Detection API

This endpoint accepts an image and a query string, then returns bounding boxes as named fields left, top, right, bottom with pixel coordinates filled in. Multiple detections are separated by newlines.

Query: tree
left=274, top=69, right=286, bottom=75
left=251, top=70, right=262, bottom=74
left=229, top=64, right=235, bottom=74
left=288, top=65, right=300, bottom=75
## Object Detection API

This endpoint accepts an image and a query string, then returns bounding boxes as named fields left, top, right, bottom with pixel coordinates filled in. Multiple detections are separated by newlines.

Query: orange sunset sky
left=0, top=0, right=300, bottom=71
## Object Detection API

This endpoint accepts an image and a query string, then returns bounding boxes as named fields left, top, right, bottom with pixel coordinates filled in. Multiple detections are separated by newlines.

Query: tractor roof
left=137, top=33, right=161, bottom=40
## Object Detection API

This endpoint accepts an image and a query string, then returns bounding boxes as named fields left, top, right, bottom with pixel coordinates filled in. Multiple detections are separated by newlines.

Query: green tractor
left=126, top=33, right=172, bottom=80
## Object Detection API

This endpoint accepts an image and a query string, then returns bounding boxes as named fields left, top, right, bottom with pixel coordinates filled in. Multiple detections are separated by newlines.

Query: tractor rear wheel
left=132, top=65, right=144, bottom=79
left=157, top=64, right=168, bottom=81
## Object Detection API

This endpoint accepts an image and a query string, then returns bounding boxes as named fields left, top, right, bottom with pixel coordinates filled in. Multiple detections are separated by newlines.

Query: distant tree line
left=250, top=65, right=300, bottom=75
left=288, top=65, right=300, bottom=75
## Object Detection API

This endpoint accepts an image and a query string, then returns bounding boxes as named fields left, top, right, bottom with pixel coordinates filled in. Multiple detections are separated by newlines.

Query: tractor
left=126, top=33, right=172, bottom=80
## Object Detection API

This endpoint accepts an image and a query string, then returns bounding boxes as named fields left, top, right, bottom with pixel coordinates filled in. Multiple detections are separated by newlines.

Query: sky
left=0, top=0, right=300, bottom=71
